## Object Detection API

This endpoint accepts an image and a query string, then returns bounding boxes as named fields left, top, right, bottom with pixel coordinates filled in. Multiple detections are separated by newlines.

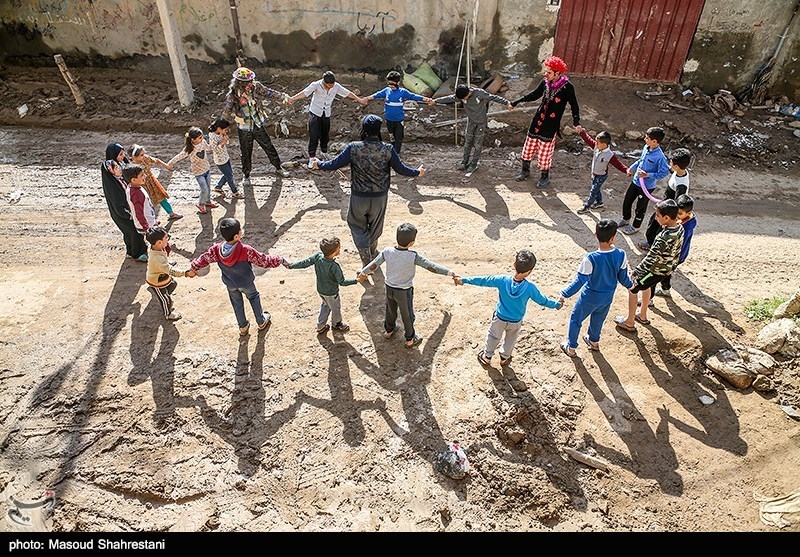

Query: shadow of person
left=128, top=293, right=181, bottom=426
left=294, top=334, right=390, bottom=447
left=474, top=357, right=585, bottom=503
left=24, top=259, right=145, bottom=485
left=641, top=303, right=748, bottom=456
left=194, top=324, right=303, bottom=477
left=575, top=351, right=683, bottom=495
left=354, top=283, right=456, bottom=486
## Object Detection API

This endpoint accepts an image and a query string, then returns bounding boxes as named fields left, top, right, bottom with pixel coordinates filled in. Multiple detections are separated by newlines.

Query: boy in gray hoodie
left=433, top=84, right=512, bottom=173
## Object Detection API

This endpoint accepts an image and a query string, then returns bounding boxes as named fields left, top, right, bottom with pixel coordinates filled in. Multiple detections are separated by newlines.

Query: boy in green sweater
left=286, top=237, right=358, bottom=334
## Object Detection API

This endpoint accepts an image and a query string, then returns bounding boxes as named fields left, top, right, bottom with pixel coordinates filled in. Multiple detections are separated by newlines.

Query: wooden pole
left=53, top=54, right=84, bottom=106
left=155, top=0, right=194, bottom=106
left=229, top=0, right=245, bottom=67
left=454, top=20, right=469, bottom=146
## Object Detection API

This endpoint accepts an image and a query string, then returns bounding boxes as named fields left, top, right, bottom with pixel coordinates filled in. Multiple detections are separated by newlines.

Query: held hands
left=556, top=296, right=565, bottom=309
left=282, top=259, right=291, bottom=269
left=417, top=164, right=426, bottom=177
left=507, top=103, right=514, bottom=110
left=637, top=169, right=649, bottom=178
left=453, top=275, right=463, bottom=286
left=185, top=269, right=197, bottom=278
left=357, top=272, right=369, bottom=284
left=426, top=98, right=437, bottom=107
left=574, top=125, right=583, bottom=133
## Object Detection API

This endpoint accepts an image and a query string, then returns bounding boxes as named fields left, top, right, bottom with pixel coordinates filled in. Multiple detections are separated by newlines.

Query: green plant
left=744, top=296, right=788, bottom=322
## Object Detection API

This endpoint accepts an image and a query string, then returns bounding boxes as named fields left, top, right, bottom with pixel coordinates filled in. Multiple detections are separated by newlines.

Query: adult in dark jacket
left=509, top=56, right=580, bottom=188
left=312, top=114, right=426, bottom=266
left=101, top=143, right=147, bottom=261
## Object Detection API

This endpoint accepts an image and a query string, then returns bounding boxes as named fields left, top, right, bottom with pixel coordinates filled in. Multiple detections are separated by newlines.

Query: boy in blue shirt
left=559, top=220, right=633, bottom=357
left=363, top=70, right=433, bottom=154
left=455, top=250, right=562, bottom=367
left=617, top=127, right=670, bottom=235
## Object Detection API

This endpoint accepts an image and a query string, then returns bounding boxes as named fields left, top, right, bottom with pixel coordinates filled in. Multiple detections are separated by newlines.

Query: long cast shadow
left=194, top=326, right=304, bottom=476
left=575, top=350, right=683, bottom=495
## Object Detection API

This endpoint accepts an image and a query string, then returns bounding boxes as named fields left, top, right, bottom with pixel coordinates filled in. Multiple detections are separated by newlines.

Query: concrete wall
left=0, top=0, right=797, bottom=100
left=683, top=0, right=800, bottom=99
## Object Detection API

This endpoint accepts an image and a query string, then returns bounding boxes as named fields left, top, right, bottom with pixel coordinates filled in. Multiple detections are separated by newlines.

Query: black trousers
left=385, top=285, right=415, bottom=341
left=110, top=211, right=147, bottom=258
left=148, top=281, right=177, bottom=317
left=621, top=181, right=652, bottom=229
left=307, top=113, right=331, bottom=157
left=238, top=125, right=281, bottom=177
left=387, top=120, right=404, bottom=153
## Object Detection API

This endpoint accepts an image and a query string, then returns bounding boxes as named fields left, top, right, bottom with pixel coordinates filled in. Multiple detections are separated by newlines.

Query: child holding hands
left=285, top=236, right=358, bottom=334
left=455, top=249, right=562, bottom=367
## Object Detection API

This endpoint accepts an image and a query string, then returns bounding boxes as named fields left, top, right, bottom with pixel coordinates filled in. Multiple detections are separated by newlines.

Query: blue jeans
left=226, top=282, right=268, bottom=329
left=215, top=161, right=239, bottom=193
left=566, top=293, right=613, bottom=349
left=584, top=173, right=608, bottom=208
left=195, top=170, right=211, bottom=205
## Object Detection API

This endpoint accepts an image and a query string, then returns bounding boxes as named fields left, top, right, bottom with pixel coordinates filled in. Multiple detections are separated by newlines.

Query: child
left=559, top=220, right=633, bottom=357
left=145, top=226, right=193, bottom=321
left=168, top=126, right=219, bottom=215
left=433, top=84, right=512, bottom=173
left=190, top=218, right=287, bottom=336
left=286, top=236, right=358, bottom=334
left=363, top=70, right=433, bottom=154
left=654, top=194, right=697, bottom=298
left=208, top=118, right=243, bottom=199
left=287, top=70, right=366, bottom=160
left=357, top=222, right=457, bottom=348
left=617, top=127, right=670, bottom=235
left=614, top=199, right=683, bottom=331
left=575, top=129, right=629, bottom=214
left=640, top=148, right=691, bottom=250
left=455, top=249, right=562, bottom=366
left=123, top=164, right=158, bottom=239
left=129, top=144, right=182, bottom=221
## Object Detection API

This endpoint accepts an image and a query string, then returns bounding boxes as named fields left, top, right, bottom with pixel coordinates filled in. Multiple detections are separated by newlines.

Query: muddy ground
left=0, top=61, right=799, bottom=533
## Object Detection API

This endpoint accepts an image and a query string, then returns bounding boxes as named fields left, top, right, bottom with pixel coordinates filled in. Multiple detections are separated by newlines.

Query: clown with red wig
left=509, top=56, right=580, bottom=188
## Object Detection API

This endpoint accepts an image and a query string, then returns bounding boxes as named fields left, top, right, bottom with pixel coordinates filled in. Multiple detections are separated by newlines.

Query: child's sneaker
left=456, top=162, right=467, bottom=171
left=136, top=253, right=148, bottom=262
left=332, top=322, right=350, bottom=333
left=258, top=313, right=272, bottom=331
left=239, top=322, right=250, bottom=336
left=576, top=205, right=591, bottom=214
left=205, top=201, right=220, bottom=208
left=384, top=325, right=399, bottom=339
left=591, top=201, right=604, bottom=209
left=168, top=212, right=184, bottom=220
left=316, top=324, right=330, bottom=334
left=212, top=188, right=225, bottom=196
left=621, top=225, right=638, bottom=235
left=196, top=204, right=208, bottom=214
left=477, top=350, right=491, bottom=366
left=617, top=219, right=630, bottom=228
left=166, top=311, right=182, bottom=321
left=655, top=286, right=672, bottom=298
left=232, top=191, right=244, bottom=199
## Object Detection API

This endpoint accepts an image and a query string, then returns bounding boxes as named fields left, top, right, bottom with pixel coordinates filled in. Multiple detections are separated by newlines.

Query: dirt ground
left=0, top=61, right=799, bottom=533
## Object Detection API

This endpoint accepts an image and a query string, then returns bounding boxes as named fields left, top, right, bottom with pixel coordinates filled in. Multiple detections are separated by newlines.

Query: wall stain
left=685, top=31, right=755, bottom=92
left=259, top=24, right=415, bottom=71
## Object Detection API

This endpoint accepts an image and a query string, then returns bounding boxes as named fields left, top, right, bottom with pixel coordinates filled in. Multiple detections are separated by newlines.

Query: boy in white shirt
left=287, top=71, right=366, bottom=160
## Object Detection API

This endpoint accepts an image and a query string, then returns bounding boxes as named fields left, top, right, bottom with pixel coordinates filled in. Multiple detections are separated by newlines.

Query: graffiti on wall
left=268, top=7, right=398, bottom=38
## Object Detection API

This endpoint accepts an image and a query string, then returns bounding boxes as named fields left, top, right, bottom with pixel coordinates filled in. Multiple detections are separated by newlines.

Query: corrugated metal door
left=554, top=0, right=705, bottom=81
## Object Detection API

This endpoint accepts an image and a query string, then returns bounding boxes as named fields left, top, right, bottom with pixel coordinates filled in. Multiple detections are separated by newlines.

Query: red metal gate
left=553, top=0, right=705, bottom=82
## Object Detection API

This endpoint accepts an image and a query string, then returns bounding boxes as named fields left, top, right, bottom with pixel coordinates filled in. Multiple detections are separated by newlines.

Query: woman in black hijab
left=101, top=143, right=148, bottom=261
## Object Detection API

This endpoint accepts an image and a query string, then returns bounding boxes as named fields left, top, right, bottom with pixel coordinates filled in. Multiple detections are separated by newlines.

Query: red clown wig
left=543, top=56, right=568, bottom=74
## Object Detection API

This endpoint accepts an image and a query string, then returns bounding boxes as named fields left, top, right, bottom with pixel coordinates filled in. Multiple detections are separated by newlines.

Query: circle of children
left=99, top=56, right=696, bottom=359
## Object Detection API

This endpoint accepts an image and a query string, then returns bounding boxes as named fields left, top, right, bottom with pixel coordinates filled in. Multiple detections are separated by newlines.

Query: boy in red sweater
left=190, top=217, right=287, bottom=336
